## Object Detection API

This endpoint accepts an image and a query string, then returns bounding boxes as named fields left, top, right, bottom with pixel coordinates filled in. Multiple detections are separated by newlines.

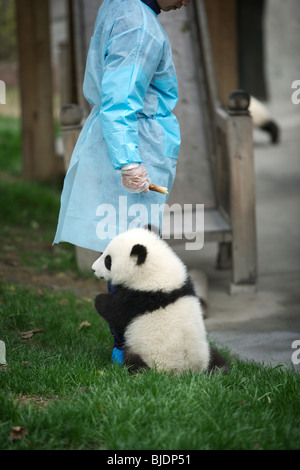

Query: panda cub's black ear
left=130, top=244, right=147, bottom=265
left=144, top=224, right=160, bottom=236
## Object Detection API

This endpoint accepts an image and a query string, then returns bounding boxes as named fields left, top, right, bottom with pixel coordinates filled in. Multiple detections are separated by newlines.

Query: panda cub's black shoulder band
left=115, top=276, right=196, bottom=322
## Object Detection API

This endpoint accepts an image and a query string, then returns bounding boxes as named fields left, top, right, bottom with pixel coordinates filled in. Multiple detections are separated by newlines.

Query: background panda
left=92, top=227, right=228, bottom=374
left=249, top=96, right=280, bottom=144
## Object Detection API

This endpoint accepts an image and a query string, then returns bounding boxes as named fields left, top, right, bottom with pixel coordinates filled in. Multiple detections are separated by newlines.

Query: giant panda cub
left=92, top=227, right=228, bottom=374
left=249, top=96, right=280, bottom=144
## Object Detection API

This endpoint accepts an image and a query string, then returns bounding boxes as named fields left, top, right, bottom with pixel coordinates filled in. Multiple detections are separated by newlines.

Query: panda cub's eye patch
left=104, top=255, right=112, bottom=270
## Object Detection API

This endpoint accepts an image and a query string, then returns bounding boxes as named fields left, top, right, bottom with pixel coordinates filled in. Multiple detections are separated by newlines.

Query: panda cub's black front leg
left=94, top=293, right=114, bottom=324
left=95, top=294, right=110, bottom=320
left=94, top=292, right=129, bottom=333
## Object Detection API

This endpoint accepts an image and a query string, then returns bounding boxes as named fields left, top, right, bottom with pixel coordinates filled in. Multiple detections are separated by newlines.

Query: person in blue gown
left=54, top=0, right=190, bottom=364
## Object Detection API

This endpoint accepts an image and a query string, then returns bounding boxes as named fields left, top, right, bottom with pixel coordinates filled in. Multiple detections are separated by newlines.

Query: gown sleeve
left=99, top=23, right=164, bottom=170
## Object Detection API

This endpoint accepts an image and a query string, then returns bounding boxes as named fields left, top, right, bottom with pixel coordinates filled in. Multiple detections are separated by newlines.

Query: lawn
left=0, top=115, right=299, bottom=451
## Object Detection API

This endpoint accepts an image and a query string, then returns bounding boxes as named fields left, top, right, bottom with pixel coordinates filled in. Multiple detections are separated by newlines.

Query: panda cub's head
left=92, top=227, right=187, bottom=292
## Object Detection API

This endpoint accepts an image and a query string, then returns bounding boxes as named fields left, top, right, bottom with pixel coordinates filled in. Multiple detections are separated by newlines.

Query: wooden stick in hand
left=149, top=184, right=168, bottom=195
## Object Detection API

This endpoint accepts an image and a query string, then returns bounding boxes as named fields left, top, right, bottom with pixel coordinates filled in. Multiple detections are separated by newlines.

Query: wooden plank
left=215, top=107, right=229, bottom=133
left=204, top=208, right=232, bottom=243
left=16, top=0, right=56, bottom=181
left=189, top=0, right=219, bottom=203
left=160, top=7, right=217, bottom=208
left=204, top=209, right=231, bottom=234
left=204, top=0, right=238, bottom=108
left=214, top=107, right=230, bottom=217
left=226, top=108, right=257, bottom=287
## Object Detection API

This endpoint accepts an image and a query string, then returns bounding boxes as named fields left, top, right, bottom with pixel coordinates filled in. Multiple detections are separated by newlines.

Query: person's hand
left=121, top=163, right=151, bottom=193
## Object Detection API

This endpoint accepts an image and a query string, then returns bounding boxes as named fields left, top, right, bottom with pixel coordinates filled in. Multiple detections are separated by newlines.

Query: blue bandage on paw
left=112, top=347, right=124, bottom=365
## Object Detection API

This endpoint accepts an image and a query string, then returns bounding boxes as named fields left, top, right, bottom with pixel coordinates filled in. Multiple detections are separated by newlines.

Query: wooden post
left=16, top=0, right=56, bottom=181
left=226, top=90, right=257, bottom=292
left=58, top=39, right=73, bottom=108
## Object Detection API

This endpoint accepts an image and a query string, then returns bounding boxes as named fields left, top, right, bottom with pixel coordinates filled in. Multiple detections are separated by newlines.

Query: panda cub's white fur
left=93, top=228, right=187, bottom=293
left=92, top=227, right=227, bottom=373
left=125, top=296, right=209, bottom=372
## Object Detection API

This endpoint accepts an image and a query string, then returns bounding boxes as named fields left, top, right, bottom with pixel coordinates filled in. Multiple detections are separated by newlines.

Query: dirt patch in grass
left=0, top=259, right=105, bottom=298
left=0, top=168, right=106, bottom=297
left=0, top=226, right=106, bottom=298
left=14, top=393, right=58, bottom=410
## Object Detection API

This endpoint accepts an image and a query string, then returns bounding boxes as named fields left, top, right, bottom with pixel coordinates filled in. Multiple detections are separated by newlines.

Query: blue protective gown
left=54, top=0, right=181, bottom=253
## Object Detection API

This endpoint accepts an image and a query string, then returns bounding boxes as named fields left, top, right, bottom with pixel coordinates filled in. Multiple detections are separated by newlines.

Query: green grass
left=0, top=115, right=22, bottom=175
left=0, top=115, right=300, bottom=450
left=0, top=178, right=77, bottom=273
left=1, top=282, right=300, bottom=450
left=0, top=113, right=76, bottom=273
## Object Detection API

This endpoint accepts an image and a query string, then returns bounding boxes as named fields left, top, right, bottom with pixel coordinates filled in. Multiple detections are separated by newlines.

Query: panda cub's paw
left=123, top=348, right=150, bottom=374
left=207, top=346, right=230, bottom=374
